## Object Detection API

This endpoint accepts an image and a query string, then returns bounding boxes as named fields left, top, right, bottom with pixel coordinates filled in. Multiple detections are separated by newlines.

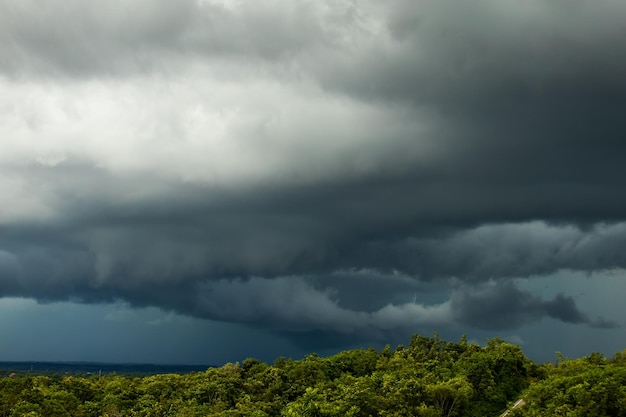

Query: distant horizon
left=0, top=360, right=215, bottom=377
left=2, top=326, right=622, bottom=368
left=0, top=360, right=216, bottom=366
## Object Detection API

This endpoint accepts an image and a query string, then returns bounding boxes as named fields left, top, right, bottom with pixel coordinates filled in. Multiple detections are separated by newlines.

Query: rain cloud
left=1, top=0, right=625, bottom=352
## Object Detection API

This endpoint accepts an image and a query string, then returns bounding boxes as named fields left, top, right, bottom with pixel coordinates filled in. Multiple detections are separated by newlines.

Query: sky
left=1, top=0, right=626, bottom=365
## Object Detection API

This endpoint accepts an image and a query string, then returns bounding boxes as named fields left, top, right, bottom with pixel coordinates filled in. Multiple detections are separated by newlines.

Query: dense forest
left=1, top=334, right=625, bottom=416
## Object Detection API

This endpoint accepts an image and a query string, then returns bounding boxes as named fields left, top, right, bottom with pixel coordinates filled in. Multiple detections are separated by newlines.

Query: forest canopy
left=1, top=334, right=624, bottom=417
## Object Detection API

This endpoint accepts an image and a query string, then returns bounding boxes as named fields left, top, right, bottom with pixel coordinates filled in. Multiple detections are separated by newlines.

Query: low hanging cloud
left=451, top=281, right=617, bottom=330
left=193, top=275, right=453, bottom=333
left=1, top=0, right=626, bottom=344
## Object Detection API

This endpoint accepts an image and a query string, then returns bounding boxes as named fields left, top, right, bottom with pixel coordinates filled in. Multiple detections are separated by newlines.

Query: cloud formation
left=452, top=281, right=617, bottom=330
left=1, top=0, right=625, bottom=346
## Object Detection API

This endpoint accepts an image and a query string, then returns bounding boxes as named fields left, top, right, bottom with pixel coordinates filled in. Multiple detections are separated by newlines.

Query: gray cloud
left=544, top=294, right=618, bottom=329
left=0, top=0, right=353, bottom=77
left=1, top=0, right=625, bottom=350
left=451, top=282, right=617, bottom=330
left=2, top=168, right=625, bottom=335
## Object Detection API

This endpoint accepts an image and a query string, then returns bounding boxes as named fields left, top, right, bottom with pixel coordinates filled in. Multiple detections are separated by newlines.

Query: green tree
left=426, top=376, right=473, bottom=417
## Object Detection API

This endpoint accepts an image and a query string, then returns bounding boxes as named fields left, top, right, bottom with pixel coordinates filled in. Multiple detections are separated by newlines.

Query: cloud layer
left=2, top=0, right=625, bottom=345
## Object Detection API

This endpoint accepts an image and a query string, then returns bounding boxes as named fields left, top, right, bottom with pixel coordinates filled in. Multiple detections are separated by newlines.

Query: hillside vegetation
left=1, top=334, right=624, bottom=416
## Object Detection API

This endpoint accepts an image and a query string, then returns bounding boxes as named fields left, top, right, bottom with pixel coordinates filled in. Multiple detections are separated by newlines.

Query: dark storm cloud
left=451, top=282, right=617, bottom=330
left=544, top=294, right=617, bottom=329
left=3, top=157, right=626, bottom=334
left=2, top=0, right=626, bottom=345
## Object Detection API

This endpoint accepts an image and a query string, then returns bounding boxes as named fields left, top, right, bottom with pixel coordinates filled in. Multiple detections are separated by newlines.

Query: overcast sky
left=2, top=0, right=626, bottom=365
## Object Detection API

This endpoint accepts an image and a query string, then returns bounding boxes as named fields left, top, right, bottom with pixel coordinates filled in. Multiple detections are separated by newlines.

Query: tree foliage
left=1, top=335, right=623, bottom=417
left=513, top=351, right=626, bottom=417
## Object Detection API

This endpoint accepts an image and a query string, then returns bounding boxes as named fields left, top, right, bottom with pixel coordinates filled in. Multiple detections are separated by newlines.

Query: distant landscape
left=1, top=334, right=625, bottom=416
left=0, top=362, right=212, bottom=377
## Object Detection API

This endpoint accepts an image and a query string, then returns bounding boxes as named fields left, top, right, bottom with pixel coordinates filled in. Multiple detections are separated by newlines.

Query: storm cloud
left=1, top=0, right=625, bottom=355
